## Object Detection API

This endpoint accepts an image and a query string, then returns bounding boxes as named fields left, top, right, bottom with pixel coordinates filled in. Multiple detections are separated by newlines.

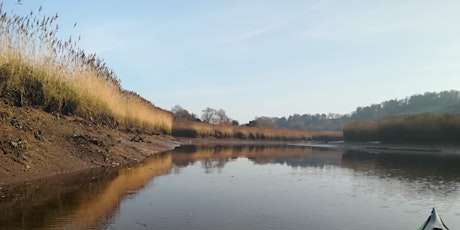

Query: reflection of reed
left=171, top=145, right=321, bottom=168
left=58, top=153, right=172, bottom=229
left=341, top=150, right=460, bottom=184
left=0, top=168, right=118, bottom=229
left=340, top=150, right=460, bottom=198
left=0, top=153, right=172, bottom=229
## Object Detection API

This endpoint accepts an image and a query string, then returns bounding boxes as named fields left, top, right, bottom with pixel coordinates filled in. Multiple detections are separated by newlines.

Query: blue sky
left=4, top=0, right=460, bottom=123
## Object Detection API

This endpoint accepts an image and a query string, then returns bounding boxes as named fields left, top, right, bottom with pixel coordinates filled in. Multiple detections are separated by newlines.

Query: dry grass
left=172, top=121, right=312, bottom=141
left=0, top=4, right=172, bottom=133
left=311, top=130, right=344, bottom=142
left=343, top=113, right=460, bottom=144
left=343, top=120, right=379, bottom=142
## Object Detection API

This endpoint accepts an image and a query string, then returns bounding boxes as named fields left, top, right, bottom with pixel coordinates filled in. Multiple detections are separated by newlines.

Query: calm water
left=1, top=145, right=460, bottom=229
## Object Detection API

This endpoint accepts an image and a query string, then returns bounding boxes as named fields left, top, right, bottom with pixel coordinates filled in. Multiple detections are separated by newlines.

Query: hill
left=348, top=90, right=460, bottom=120
left=259, top=90, right=460, bottom=131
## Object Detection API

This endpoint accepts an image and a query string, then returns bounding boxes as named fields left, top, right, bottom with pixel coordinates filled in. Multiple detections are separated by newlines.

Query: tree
left=247, top=117, right=278, bottom=128
left=171, top=105, right=199, bottom=122
left=201, top=107, right=234, bottom=125
left=247, top=90, right=460, bottom=132
left=276, top=117, right=288, bottom=128
left=215, top=109, right=230, bottom=124
left=201, top=107, right=216, bottom=123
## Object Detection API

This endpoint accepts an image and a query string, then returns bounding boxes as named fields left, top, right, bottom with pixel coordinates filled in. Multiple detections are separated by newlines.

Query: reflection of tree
left=201, top=158, right=232, bottom=174
left=171, top=145, right=343, bottom=172
left=171, top=145, right=237, bottom=170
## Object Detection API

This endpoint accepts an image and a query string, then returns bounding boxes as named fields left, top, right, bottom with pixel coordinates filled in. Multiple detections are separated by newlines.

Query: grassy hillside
left=0, top=4, right=172, bottom=133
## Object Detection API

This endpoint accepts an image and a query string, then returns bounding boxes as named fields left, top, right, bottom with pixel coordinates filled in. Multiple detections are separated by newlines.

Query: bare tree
left=215, top=109, right=230, bottom=124
left=201, top=107, right=216, bottom=123
left=201, top=107, right=234, bottom=124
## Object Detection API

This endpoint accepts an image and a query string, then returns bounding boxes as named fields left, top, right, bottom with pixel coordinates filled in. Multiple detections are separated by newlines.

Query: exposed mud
left=0, top=101, right=180, bottom=185
left=0, top=100, right=306, bottom=186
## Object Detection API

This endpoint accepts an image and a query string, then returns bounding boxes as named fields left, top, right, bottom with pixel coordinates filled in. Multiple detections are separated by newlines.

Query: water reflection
left=109, top=146, right=460, bottom=229
left=171, top=145, right=336, bottom=173
left=342, top=150, right=460, bottom=180
left=2, top=145, right=460, bottom=229
left=0, top=153, right=171, bottom=229
left=0, top=168, right=118, bottom=229
left=342, top=150, right=460, bottom=196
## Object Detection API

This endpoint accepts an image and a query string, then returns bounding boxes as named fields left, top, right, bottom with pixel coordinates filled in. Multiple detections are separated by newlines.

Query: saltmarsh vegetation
left=172, top=121, right=313, bottom=141
left=0, top=4, right=172, bottom=133
left=343, top=113, right=460, bottom=145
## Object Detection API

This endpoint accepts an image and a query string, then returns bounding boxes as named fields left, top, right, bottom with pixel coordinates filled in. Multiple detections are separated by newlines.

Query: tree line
left=246, top=90, right=460, bottom=131
left=170, top=105, right=341, bottom=141
left=171, top=105, right=239, bottom=126
left=170, top=90, right=460, bottom=143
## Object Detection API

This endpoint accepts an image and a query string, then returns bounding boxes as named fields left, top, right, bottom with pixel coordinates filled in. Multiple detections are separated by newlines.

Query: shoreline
left=0, top=103, right=178, bottom=186
left=3, top=104, right=459, bottom=186
left=0, top=104, right=298, bottom=186
left=291, top=141, right=460, bottom=155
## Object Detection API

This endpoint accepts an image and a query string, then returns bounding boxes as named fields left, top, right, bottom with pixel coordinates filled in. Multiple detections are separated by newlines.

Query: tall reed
left=172, top=121, right=312, bottom=141
left=342, top=121, right=379, bottom=142
left=0, top=4, right=172, bottom=133
left=343, top=113, right=460, bottom=145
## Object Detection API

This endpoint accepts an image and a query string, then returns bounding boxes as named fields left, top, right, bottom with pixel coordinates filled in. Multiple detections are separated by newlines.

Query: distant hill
left=256, top=90, right=460, bottom=131
left=348, top=90, right=460, bottom=121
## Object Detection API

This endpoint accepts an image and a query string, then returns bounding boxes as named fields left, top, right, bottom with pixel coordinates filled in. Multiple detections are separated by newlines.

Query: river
left=1, top=144, right=460, bottom=229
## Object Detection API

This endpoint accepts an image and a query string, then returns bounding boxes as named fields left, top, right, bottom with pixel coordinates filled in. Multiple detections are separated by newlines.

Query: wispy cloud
left=233, top=0, right=335, bottom=42
left=237, top=21, right=286, bottom=41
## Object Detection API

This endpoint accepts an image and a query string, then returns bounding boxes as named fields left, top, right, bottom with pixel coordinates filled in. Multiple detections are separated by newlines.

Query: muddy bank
left=174, top=137, right=298, bottom=146
left=0, top=102, right=181, bottom=185
left=0, top=103, right=299, bottom=186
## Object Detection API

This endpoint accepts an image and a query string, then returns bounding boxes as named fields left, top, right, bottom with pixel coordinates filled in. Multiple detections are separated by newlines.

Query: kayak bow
left=419, top=208, right=449, bottom=230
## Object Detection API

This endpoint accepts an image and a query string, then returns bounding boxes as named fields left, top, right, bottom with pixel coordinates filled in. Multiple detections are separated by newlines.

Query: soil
left=0, top=101, right=304, bottom=186
left=0, top=101, right=181, bottom=185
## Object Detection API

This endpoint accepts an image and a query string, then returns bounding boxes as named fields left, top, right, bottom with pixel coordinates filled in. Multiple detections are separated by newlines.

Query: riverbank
left=291, top=141, right=460, bottom=155
left=0, top=102, right=181, bottom=185
left=0, top=103, right=300, bottom=185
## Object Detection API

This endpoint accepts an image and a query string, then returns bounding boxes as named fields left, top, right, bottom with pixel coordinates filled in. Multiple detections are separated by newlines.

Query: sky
left=3, top=0, right=460, bottom=123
